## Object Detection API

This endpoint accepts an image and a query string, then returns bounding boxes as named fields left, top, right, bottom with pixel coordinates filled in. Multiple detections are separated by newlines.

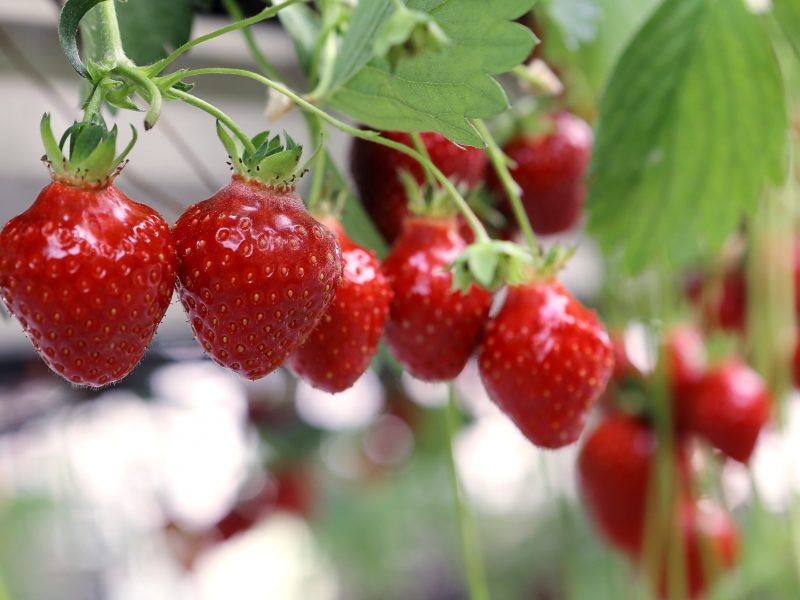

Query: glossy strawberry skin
left=479, top=280, right=613, bottom=448
left=350, top=131, right=487, bottom=242
left=383, top=217, right=492, bottom=382
left=489, top=112, right=592, bottom=235
left=288, top=220, right=392, bottom=393
left=173, top=177, right=342, bottom=380
left=578, top=414, right=656, bottom=556
left=0, top=182, right=176, bottom=387
left=685, top=360, right=770, bottom=463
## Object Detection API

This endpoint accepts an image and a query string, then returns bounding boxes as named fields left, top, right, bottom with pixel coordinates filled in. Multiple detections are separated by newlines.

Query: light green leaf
left=325, top=0, right=537, bottom=146
left=774, top=0, right=800, bottom=59
left=274, top=2, right=321, bottom=72
left=329, top=1, right=394, bottom=91
left=588, top=0, right=787, bottom=274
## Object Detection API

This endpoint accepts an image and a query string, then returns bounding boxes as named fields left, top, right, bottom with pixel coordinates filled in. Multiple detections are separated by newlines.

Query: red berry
left=288, top=220, right=392, bottom=393
left=488, top=112, right=592, bottom=235
left=665, top=325, right=707, bottom=429
left=793, top=331, right=800, bottom=388
left=479, top=280, right=613, bottom=448
left=578, top=414, right=656, bottom=555
left=686, top=360, right=770, bottom=463
left=686, top=268, right=746, bottom=332
left=382, top=216, right=492, bottom=381
left=658, top=500, right=739, bottom=599
left=0, top=182, right=176, bottom=387
left=610, top=330, right=639, bottom=382
left=350, top=131, right=487, bottom=242
left=173, top=177, right=342, bottom=380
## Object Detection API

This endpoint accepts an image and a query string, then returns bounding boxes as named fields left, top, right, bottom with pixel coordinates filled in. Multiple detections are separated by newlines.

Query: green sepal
left=216, top=121, right=305, bottom=187
left=40, top=112, right=137, bottom=187
left=400, top=171, right=462, bottom=219
left=449, top=240, right=535, bottom=292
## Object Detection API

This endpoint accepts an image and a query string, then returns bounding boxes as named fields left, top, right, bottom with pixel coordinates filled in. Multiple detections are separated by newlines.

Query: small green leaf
left=40, top=114, right=66, bottom=175
left=325, top=0, right=536, bottom=146
left=588, top=0, right=787, bottom=274
left=258, top=147, right=303, bottom=182
left=467, top=247, right=499, bottom=288
left=82, top=126, right=119, bottom=180
left=216, top=121, right=243, bottom=171
left=70, top=123, right=106, bottom=165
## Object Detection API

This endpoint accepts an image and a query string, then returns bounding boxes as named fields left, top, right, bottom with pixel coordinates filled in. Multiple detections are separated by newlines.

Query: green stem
left=81, top=82, right=106, bottom=122
left=222, top=0, right=283, bottom=81
left=472, top=119, right=538, bottom=255
left=150, top=0, right=304, bottom=75
left=114, top=64, right=162, bottom=129
left=169, top=88, right=256, bottom=155
left=409, top=132, right=437, bottom=189
left=306, top=113, right=327, bottom=211
left=177, top=67, right=490, bottom=242
left=94, top=0, right=129, bottom=68
left=445, top=384, right=490, bottom=600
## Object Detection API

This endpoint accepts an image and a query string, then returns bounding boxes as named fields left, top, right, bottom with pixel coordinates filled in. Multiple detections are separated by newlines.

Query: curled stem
left=176, top=67, right=490, bottom=241
left=169, top=88, right=256, bottom=155
left=114, top=64, right=162, bottom=129
left=472, top=119, right=538, bottom=255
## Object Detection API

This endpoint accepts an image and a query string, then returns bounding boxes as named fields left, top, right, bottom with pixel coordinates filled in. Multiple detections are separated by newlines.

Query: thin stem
left=409, top=132, right=437, bottom=189
left=169, top=88, right=256, bottom=155
left=472, top=119, right=538, bottom=254
left=222, top=0, right=283, bottom=81
left=306, top=113, right=327, bottom=211
left=445, top=384, right=490, bottom=600
left=178, top=67, right=490, bottom=241
left=114, top=64, right=162, bottom=129
left=94, top=0, right=129, bottom=67
left=150, top=0, right=304, bottom=75
left=81, top=82, right=106, bottom=123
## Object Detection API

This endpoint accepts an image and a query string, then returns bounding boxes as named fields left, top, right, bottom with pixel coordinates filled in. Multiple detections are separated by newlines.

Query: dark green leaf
left=115, top=0, right=197, bottom=65
left=588, top=0, right=787, bottom=274
left=59, top=0, right=107, bottom=77
left=325, top=0, right=537, bottom=146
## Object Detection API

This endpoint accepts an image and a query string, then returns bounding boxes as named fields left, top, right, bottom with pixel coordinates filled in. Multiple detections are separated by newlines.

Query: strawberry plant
left=0, top=0, right=798, bottom=598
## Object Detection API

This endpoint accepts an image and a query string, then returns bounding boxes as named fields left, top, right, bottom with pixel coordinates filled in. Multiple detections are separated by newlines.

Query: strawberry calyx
left=40, top=113, right=137, bottom=189
left=216, top=121, right=304, bottom=189
left=449, top=241, right=574, bottom=292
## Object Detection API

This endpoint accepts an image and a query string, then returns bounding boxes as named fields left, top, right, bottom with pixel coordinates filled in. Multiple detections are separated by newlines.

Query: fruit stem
left=221, top=0, right=284, bottom=82
left=307, top=113, right=328, bottom=211
left=444, top=383, right=490, bottom=600
left=149, top=0, right=305, bottom=76
left=176, top=67, right=492, bottom=242
left=472, top=118, right=539, bottom=256
left=93, top=0, right=129, bottom=69
left=81, top=81, right=106, bottom=123
left=169, top=88, right=257, bottom=155
left=409, top=132, right=437, bottom=190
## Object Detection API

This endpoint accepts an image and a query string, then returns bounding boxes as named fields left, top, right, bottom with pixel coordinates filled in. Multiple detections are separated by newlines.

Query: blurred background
left=0, top=1, right=798, bottom=599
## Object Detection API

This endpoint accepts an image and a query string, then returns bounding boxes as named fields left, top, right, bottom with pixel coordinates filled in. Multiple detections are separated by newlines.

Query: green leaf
left=273, top=2, right=320, bottom=72
left=60, top=0, right=107, bottom=77
left=329, top=1, right=394, bottom=92
left=588, top=0, right=787, bottom=274
left=114, top=0, right=197, bottom=65
left=325, top=0, right=537, bottom=146
left=774, top=0, right=800, bottom=59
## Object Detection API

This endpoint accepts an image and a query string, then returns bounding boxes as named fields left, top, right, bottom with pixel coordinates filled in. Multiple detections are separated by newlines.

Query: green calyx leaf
left=400, top=171, right=461, bottom=219
left=41, top=113, right=137, bottom=187
left=374, top=4, right=450, bottom=71
left=449, top=240, right=535, bottom=292
left=216, top=122, right=304, bottom=187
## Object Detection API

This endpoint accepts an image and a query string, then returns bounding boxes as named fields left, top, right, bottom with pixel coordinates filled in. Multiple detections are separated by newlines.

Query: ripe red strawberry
left=488, top=112, right=592, bottom=235
left=687, top=267, right=747, bottom=332
left=793, top=330, right=800, bottom=388
left=288, top=220, right=392, bottom=393
left=382, top=216, right=492, bottom=381
left=479, top=280, right=613, bottom=448
left=684, top=360, right=769, bottom=462
left=173, top=176, right=342, bottom=380
left=0, top=117, right=176, bottom=387
left=578, top=414, right=656, bottom=555
left=665, top=325, right=707, bottom=429
left=350, top=131, right=487, bottom=242
left=657, top=500, right=739, bottom=599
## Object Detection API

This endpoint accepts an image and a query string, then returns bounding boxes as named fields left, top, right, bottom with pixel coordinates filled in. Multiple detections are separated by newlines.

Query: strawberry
left=793, top=330, right=800, bottom=388
left=657, top=500, right=739, bottom=599
left=382, top=216, right=492, bottom=381
left=173, top=129, right=342, bottom=380
left=288, top=219, right=392, bottom=393
left=665, top=325, right=707, bottom=429
left=684, top=359, right=770, bottom=463
left=488, top=111, right=592, bottom=235
left=0, top=116, right=176, bottom=387
left=578, top=414, right=657, bottom=556
left=479, top=280, right=613, bottom=448
left=350, top=131, right=487, bottom=242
